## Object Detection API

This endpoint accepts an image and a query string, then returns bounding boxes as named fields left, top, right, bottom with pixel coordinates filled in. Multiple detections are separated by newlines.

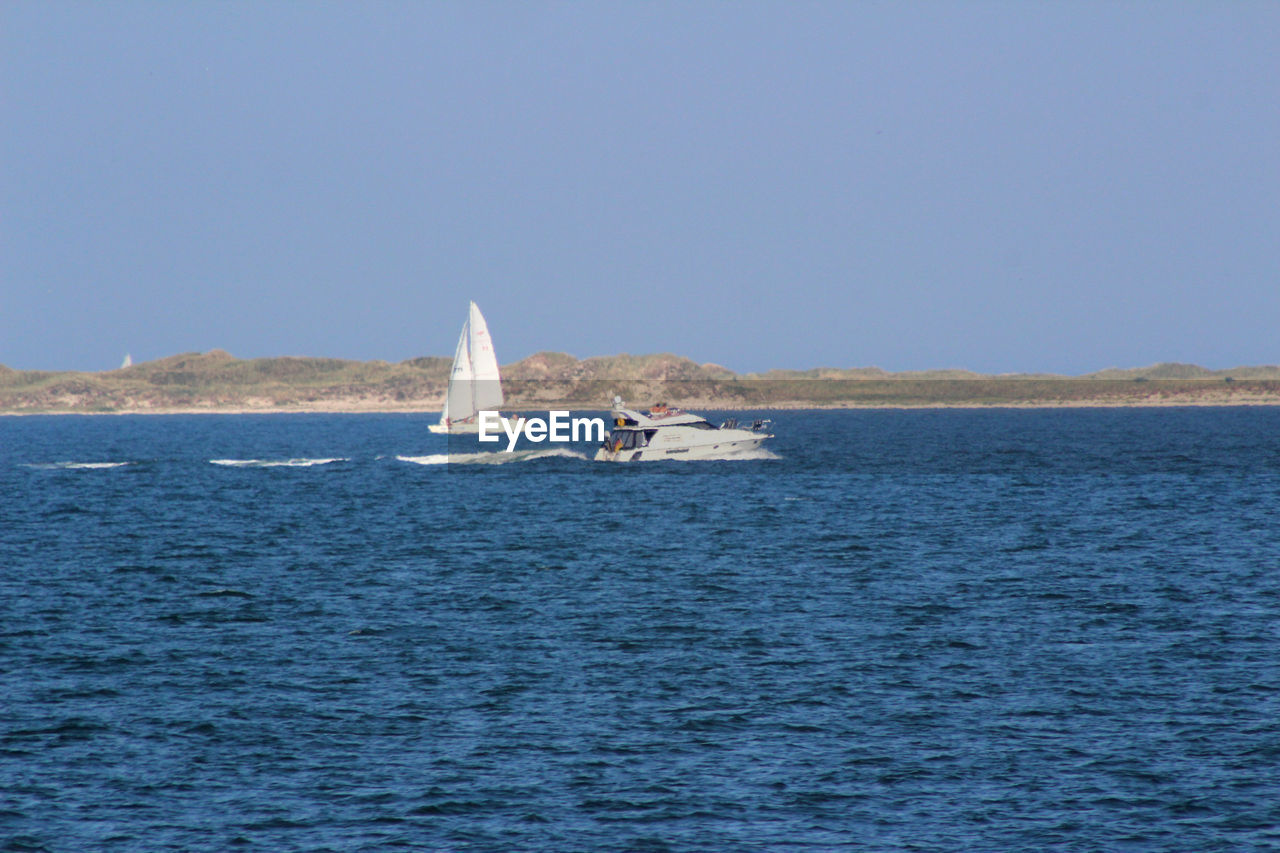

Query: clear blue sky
left=3, top=2, right=1277, bottom=374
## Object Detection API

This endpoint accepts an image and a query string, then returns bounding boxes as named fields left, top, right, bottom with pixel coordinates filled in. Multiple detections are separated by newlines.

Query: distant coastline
left=3, top=350, right=1279, bottom=414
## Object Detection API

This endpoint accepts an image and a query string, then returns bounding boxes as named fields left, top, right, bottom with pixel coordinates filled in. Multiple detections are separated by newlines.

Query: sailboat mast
left=469, top=302, right=477, bottom=417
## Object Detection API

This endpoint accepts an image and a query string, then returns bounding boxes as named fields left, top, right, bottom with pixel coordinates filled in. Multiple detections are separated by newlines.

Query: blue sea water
left=2, top=408, right=1279, bottom=852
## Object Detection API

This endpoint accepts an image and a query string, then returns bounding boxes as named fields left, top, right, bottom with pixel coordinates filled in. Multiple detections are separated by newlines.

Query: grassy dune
left=2, top=351, right=1279, bottom=413
left=0, top=351, right=450, bottom=413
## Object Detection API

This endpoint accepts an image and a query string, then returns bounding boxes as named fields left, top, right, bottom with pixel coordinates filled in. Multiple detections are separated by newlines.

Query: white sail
left=468, top=301, right=504, bottom=412
left=120, top=353, right=132, bottom=369
left=442, top=317, right=475, bottom=426
left=430, top=301, right=514, bottom=434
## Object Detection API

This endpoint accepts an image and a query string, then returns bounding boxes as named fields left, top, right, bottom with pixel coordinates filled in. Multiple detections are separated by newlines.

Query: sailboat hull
left=429, top=415, right=524, bottom=435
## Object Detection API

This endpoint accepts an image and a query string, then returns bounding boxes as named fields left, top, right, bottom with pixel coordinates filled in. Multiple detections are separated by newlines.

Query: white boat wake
left=396, top=448, right=591, bottom=466
left=22, top=461, right=133, bottom=470
left=209, top=458, right=349, bottom=468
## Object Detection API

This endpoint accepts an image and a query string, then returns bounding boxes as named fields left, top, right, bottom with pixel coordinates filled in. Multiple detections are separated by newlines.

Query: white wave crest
left=395, top=454, right=450, bottom=466
left=397, top=447, right=590, bottom=466
left=711, top=447, right=781, bottom=462
left=209, top=458, right=348, bottom=468
left=22, top=461, right=133, bottom=470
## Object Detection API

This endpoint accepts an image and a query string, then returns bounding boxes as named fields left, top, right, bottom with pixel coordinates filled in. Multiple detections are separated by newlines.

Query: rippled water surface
left=3, top=409, right=1279, bottom=851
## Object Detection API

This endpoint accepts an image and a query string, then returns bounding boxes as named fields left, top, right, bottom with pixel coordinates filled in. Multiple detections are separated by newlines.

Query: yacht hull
left=593, top=434, right=768, bottom=462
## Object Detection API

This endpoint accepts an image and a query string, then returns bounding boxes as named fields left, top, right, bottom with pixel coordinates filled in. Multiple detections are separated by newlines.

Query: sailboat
left=428, top=302, right=523, bottom=434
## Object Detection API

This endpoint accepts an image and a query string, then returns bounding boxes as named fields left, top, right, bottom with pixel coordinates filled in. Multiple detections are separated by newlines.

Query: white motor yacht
left=594, top=397, right=773, bottom=462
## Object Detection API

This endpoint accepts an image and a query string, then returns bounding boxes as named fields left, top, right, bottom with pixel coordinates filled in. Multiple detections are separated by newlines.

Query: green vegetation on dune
left=1, top=351, right=1279, bottom=413
left=0, top=351, right=451, bottom=412
left=1082, top=362, right=1280, bottom=381
left=504, top=352, right=737, bottom=383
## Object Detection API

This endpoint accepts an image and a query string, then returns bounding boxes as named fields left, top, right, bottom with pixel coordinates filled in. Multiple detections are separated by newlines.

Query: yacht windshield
left=608, top=430, right=644, bottom=450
